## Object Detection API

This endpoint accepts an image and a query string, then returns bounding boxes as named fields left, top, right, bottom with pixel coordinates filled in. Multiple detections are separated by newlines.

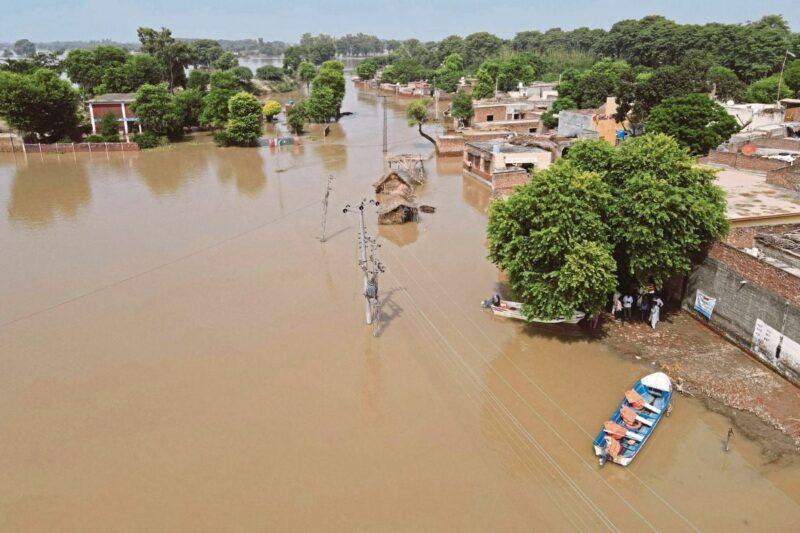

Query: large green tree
left=487, top=134, right=729, bottom=318
left=487, top=160, right=617, bottom=320
left=137, top=27, right=193, bottom=90
left=173, top=88, right=204, bottom=129
left=308, top=60, right=345, bottom=120
left=568, top=135, right=729, bottom=287
left=0, top=68, right=81, bottom=141
left=646, top=94, right=739, bottom=155
left=131, top=83, right=182, bottom=139
left=218, top=92, right=262, bottom=146
left=200, top=70, right=240, bottom=128
left=434, top=53, right=464, bottom=93
left=744, top=75, right=793, bottom=103
left=708, top=66, right=745, bottom=102
left=190, top=39, right=224, bottom=68
left=450, top=91, right=473, bottom=126
left=297, top=62, right=316, bottom=90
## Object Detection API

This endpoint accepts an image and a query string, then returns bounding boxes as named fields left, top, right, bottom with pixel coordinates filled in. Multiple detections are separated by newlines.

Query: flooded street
left=2, top=73, right=800, bottom=531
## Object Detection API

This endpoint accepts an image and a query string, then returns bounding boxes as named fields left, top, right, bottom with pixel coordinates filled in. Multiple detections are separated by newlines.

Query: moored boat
left=593, top=372, right=673, bottom=466
left=481, top=295, right=584, bottom=324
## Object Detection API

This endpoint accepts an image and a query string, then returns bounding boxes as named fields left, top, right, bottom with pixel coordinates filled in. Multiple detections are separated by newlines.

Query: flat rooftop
left=467, top=141, right=544, bottom=154
left=713, top=168, right=800, bottom=226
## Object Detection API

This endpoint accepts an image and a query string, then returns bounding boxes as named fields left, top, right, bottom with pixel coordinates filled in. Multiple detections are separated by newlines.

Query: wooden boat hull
left=593, top=372, right=672, bottom=466
left=489, top=300, right=584, bottom=324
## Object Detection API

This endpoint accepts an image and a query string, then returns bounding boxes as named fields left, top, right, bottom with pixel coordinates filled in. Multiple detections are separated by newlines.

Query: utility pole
left=319, top=175, right=335, bottom=242
left=379, top=95, right=388, bottom=155
left=343, top=199, right=383, bottom=327
left=777, top=49, right=796, bottom=104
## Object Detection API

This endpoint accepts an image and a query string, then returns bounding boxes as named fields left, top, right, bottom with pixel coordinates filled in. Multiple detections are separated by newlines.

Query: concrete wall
left=684, top=243, right=800, bottom=385
left=557, top=111, right=593, bottom=138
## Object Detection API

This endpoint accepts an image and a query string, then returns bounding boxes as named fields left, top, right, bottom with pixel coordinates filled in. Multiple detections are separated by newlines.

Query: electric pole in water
left=343, top=199, right=383, bottom=330
left=319, top=175, right=334, bottom=242
left=379, top=95, right=388, bottom=155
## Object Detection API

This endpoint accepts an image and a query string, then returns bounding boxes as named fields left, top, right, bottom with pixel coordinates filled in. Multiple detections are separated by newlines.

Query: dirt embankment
left=600, top=310, right=800, bottom=460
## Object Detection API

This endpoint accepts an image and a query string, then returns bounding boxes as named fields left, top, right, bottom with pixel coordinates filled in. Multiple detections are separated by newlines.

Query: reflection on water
left=461, top=174, right=492, bottom=214
left=216, top=147, right=267, bottom=197
left=135, top=142, right=211, bottom=197
left=378, top=220, right=419, bottom=246
left=7, top=159, right=90, bottom=228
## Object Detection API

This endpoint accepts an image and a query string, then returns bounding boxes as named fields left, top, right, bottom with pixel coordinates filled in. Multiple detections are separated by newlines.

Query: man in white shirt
left=622, top=294, right=633, bottom=320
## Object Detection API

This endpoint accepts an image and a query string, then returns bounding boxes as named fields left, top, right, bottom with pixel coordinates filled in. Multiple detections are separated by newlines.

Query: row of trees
left=487, top=135, right=729, bottom=320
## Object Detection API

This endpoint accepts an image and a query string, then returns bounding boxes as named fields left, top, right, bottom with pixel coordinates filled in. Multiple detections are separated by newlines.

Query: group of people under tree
left=613, top=291, right=664, bottom=330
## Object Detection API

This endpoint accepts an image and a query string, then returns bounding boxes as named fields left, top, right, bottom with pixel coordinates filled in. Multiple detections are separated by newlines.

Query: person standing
left=650, top=296, right=663, bottom=329
left=639, top=294, right=650, bottom=322
left=622, top=294, right=633, bottom=320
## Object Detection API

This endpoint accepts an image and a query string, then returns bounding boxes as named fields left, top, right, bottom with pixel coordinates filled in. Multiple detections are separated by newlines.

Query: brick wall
left=753, top=137, right=800, bottom=151
left=492, top=169, right=530, bottom=197
left=699, top=150, right=788, bottom=172
left=766, top=164, right=800, bottom=192
left=435, top=135, right=464, bottom=156
left=474, top=104, right=506, bottom=123
left=708, top=242, right=800, bottom=306
left=725, top=224, right=800, bottom=256
left=683, top=249, right=800, bottom=385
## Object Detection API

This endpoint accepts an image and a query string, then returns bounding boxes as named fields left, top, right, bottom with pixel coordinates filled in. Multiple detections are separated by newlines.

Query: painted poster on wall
left=752, top=319, right=800, bottom=375
left=694, top=290, right=717, bottom=319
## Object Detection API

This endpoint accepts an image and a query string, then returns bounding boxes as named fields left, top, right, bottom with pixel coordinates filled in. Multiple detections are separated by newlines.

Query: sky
left=1, top=0, right=797, bottom=43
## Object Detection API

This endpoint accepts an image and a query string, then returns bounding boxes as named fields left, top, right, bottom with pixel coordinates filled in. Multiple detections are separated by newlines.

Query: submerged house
left=374, top=170, right=415, bottom=200
left=88, top=93, right=140, bottom=141
left=378, top=196, right=419, bottom=225
left=463, top=141, right=552, bottom=196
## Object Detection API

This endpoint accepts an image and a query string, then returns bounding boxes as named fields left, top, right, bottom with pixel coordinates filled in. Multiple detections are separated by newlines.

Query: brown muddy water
left=1, top=75, right=799, bottom=531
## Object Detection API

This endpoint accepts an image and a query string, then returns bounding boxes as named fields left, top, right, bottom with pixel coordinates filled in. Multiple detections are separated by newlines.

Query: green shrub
left=84, top=134, right=104, bottom=143
left=133, top=131, right=165, bottom=149
left=256, top=65, right=284, bottom=81
left=274, top=80, right=296, bottom=93
left=98, top=111, right=120, bottom=142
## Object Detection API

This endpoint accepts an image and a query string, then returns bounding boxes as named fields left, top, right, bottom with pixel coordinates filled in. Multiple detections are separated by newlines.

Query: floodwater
left=1, top=71, right=800, bottom=532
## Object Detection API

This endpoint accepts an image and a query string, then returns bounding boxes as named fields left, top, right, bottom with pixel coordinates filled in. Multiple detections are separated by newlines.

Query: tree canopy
left=0, top=68, right=80, bottom=141
left=646, top=94, right=739, bottom=155
left=218, top=92, right=262, bottom=147
left=450, top=92, right=473, bottom=126
left=487, top=134, right=729, bottom=318
left=131, top=83, right=182, bottom=139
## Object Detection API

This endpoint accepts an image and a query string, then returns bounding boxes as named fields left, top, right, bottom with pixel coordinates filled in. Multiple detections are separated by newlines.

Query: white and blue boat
left=593, top=372, right=673, bottom=467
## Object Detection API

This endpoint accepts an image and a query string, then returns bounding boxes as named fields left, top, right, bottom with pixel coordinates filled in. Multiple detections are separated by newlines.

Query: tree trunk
left=418, top=123, right=435, bottom=145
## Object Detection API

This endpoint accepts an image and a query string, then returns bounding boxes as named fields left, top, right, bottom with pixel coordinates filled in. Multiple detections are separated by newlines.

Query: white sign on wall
left=752, top=319, right=800, bottom=375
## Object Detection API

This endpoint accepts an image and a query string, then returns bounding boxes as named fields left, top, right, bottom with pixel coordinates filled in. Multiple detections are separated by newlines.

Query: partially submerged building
left=378, top=197, right=419, bottom=225
left=374, top=170, right=415, bottom=200
left=88, top=93, right=140, bottom=141
left=463, top=141, right=552, bottom=196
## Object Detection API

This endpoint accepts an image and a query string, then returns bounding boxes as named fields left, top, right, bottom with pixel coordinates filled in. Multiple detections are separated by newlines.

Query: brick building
left=89, top=93, right=140, bottom=141
left=463, top=141, right=551, bottom=196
